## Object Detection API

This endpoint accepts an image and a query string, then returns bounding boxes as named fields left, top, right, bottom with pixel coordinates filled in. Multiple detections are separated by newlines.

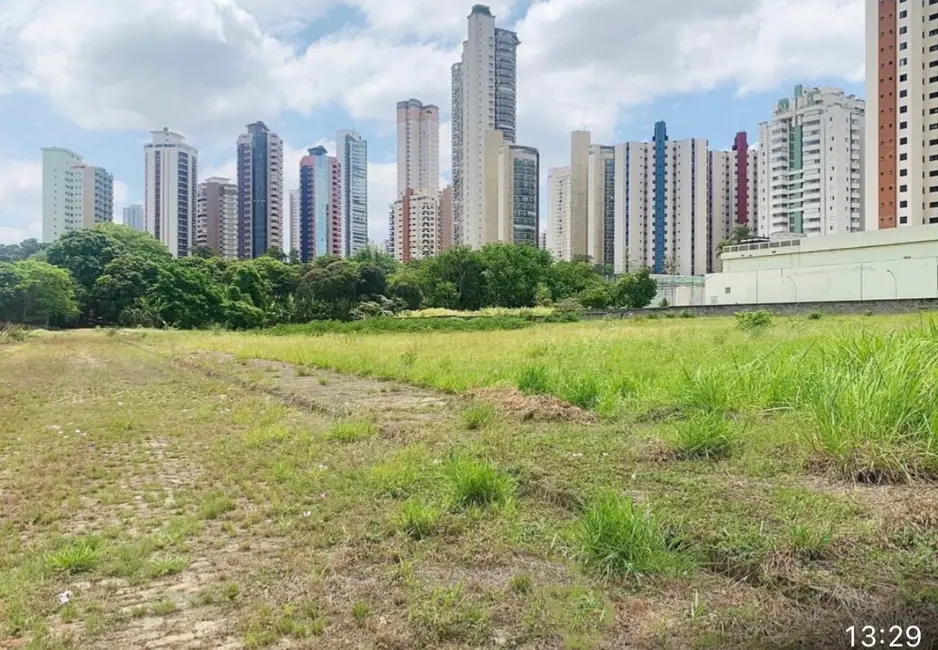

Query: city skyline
left=2, top=2, right=866, bottom=248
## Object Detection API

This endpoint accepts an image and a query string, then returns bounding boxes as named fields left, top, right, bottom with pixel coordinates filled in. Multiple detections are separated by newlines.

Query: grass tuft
left=516, top=364, right=551, bottom=395
left=443, top=457, right=515, bottom=510
left=398, top=499, right=441, bottom=540
left=670, top=412, right=736, bottom=460
left=47, top=537, right=103, bottom=573
left=462, top=403, right=496, bottom=430
left=324, top=419, right=376, bottom=443
left=574, top=491, right=681, bottom=580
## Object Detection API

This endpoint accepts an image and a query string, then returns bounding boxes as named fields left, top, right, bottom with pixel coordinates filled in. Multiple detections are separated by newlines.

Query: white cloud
left=0, top=0, right=865, bottom=244
left=0, top=160, right=42, bottom=243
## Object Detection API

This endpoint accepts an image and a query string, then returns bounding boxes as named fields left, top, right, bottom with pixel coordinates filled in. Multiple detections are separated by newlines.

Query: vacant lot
left=2, top=314, right=937, bottom=649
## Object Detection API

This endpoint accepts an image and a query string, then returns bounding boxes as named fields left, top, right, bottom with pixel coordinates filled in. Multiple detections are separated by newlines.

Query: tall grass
left=574, top=491, right=681, bottom=580
left=798, top=328, right=938, bottom=481
left=174, top=314, right=938, bottom=480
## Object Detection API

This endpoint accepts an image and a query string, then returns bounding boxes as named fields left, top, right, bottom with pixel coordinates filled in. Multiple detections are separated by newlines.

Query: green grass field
left=2, top=312, right=937, bottom=648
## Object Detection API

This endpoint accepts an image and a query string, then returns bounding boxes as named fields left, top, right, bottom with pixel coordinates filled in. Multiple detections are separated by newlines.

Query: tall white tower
left=452, top=4, right=519, bottom=248
left=144, top=127, right=198, bottom=257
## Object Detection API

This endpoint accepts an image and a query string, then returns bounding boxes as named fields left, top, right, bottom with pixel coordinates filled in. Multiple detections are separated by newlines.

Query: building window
left=901, top=105, right=909, bottom=113
left=901, top=168, right=908, bottom=176
left=900, top=121, right=908, bottom=129
left=901, top=200, right=909, bottom=208
left=900, top=184, right=908, bottom=192
left=900, top=137, right=909, bottom=144
left=900, top=89, right=908, bottom=97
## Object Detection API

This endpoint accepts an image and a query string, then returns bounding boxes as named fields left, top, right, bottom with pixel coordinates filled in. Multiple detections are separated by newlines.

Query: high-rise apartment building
left=122, top=205, right=145, bottom=232
left=337, top=130, right=368, bottom=256
left=396, top=100, right=439, bottom=197
left=439, top=185, right=454, bottom=253
left=196, top=177, right=238, bottom=258
left=289, top=189, right=300, bottom=255
left=482, top=130, right=539, bottom=246
left=298, top=146, right=342, bottom=262
left=392, top=189, right=442, bottom=262
left=546, top=166, right=571, bottom=260
left=569, top=131, right=591, bottom=259
left=41, top=148, right=113, bottom=242
left=587, top=144, right=616, bottom=267
left=41, top=147, right=83, bottom=243
left=757, top=85, right=864, bottom=238
left=452, top=5, right=519, bottom=247
left=612, top=122, right=709, bottom=275
left=237, top=121, right=283, bottom=259
left=865, top=0, right=938, bottom=229
left=709, top=132, right=758, bottom=270
left=75, top=165, right=114, bottom=229
left=144, top=127, right=198, bottom=257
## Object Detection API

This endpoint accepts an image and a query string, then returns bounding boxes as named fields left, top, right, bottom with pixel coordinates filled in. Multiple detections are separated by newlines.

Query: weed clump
left=47, top=536, right=103, bottom=573
left=735, top=310, right=772, bottom=331
left=574, top=491, right=680, bottom=579
left=801, top=329, right=938, bottom=482
left=325, top=419, right=376, bottom=443
left=398, top=499, right=441, bottom=539
left=462, top=404, right=496, bottom=430
left=443, top=457, right=515, bottom=509
left=670, top=412, right=736, bottom=460
left=516, top=364, right=551, bottom=395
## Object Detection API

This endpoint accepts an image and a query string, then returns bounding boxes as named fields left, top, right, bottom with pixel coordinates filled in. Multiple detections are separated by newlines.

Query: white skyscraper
left=41, top=148, right=112, bottom=242
left=122, top=205, right=145, bottom=232
left=757, top=85, right=864, bottom=238
left=612, top=122, right=710, bottom=276
left=336, top=129, right=368, bottom=256
left=237, top=122, right=284, bottom=258
left=547, top=166, right=571, bottom=260
left=289, top=189, right=300, bottom=255
left=396, top=100, right=439, bottom=197
left=144, top=127, right=198, bottom=257
left=452, top=4, right=519, bottom=247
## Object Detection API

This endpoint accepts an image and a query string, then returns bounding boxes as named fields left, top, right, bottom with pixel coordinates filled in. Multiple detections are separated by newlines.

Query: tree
left=296, top=260, right=360, bottom=320
left=46, top=229, right=122, bottom=294
left=578, top=283, right=612, bottom=309
left=190, top=245, right=217, bottom=259
left=716, top=224, right=756, bottom=257
left=612, top=268, right=658, bottom=309
left=94, top=224, right=171, bottom=261
left=0, top=239, right=46, bottom=263
left=479, top=242, right=552, bottom=308
left=151, top=263, right=225, bottom=328
left=418, top=246, right=486, bottom=311
left=351, top=246, right=398, bottom=276
left=0, top=260, right=80, bottom=326
left=357, top=262, right=387, bottom=299
left=90, top=255, right=166, bottom=324
left=263, top=246, right=287, bottom=263
left=547, top=260, right=602, bottom=302
left=387, top=269, right=423, bottom=310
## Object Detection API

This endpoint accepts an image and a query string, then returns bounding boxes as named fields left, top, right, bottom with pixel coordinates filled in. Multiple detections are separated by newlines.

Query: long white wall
left=706, top=224, right=938, bottom=304
left=706, top=258, right=937, bottom=305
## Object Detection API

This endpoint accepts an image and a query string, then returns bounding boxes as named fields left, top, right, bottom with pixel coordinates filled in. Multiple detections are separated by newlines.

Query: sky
left=0, top=0, right=865, bottom=247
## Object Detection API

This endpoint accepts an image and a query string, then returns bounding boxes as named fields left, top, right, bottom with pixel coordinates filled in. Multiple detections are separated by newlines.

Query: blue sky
left=0, top=0, right=865, bottom=246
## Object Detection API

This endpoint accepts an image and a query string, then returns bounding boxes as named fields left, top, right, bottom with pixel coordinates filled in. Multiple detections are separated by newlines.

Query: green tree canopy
left=479, top=242, right=552, bottom=308
left=0, top=260, right=80, bottom=325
